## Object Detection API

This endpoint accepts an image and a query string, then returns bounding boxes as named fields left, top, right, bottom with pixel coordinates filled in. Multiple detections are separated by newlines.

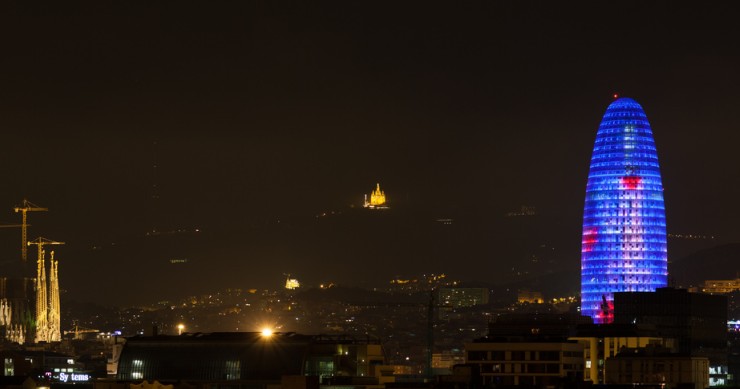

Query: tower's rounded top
left=606, top=97, right=644, bottom=111
left=601, top=97, right=648, bottom=120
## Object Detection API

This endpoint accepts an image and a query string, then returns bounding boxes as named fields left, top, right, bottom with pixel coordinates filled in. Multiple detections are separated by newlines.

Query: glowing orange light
left=261, top=328, right=273, bottom=337
left=613, top=93, right=619, bottom=99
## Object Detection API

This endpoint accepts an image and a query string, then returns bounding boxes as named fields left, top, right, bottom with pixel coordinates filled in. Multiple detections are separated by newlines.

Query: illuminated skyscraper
left=581, top=97, right=668, bottom=324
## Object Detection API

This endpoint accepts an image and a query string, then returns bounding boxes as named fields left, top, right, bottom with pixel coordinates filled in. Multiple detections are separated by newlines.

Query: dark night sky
left=0, top=2, right=738, bottom=305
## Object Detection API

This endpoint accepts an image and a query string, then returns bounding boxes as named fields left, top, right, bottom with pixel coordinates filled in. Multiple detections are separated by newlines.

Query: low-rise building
left=465, top=339, right=584, bottom=387
left=116, top=332, right=386, bottom=385
left=702, top=278, right=740, bottom=294
left=465, top=313, right=591, bottom=387
left=570, top=323, right=674, bottom=383
left=605, top=347, right=709, bottom=389
left=613, top=287, right=729, bottom=385
left=0, top=349, right=89, bottom=383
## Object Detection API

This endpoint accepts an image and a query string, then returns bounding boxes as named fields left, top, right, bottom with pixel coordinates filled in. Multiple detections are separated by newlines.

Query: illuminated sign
left=58, top=372, right=90, bottom=382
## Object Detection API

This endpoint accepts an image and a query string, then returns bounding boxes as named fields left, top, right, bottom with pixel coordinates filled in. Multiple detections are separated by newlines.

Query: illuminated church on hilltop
left=363, top=183, right=389, bottom=209
left=580, top=97, right=668, bottom=324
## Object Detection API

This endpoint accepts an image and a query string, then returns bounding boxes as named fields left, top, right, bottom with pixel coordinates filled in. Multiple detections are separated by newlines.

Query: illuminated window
left=225, top=361, right=240, bottom=380
left=4, top=358, right=13, bottom=376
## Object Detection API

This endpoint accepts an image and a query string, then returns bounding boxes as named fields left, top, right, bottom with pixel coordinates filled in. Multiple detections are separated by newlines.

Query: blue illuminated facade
left=581, top=97, right=667, bottom=324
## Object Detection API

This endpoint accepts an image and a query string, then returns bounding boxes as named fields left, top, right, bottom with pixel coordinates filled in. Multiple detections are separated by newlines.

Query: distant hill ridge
left=670, top=243, right=740, bottom=287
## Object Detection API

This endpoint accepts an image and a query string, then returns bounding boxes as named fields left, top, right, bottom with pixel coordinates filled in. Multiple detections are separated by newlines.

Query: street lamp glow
left=177, top=324, right=185, bottom=335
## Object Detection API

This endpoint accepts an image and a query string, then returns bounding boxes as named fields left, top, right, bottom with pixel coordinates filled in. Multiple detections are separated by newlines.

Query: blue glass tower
left=581, top=97, right=668, bottom=324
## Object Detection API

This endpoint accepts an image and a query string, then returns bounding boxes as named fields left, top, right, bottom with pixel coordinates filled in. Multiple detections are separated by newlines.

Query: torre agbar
left=581, top=97, right=668, bottom=324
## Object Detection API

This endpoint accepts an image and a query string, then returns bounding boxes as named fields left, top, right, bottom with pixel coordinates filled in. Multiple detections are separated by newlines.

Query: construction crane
left=14, top=199, right=48, bottom=262
left=27, top=237, right=65, bottom=262
left=64, top=322, right=101, bottom=340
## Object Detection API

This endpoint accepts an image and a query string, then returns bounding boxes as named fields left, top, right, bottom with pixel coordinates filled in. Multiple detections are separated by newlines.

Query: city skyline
left=0, top=3, right=739, bottom=305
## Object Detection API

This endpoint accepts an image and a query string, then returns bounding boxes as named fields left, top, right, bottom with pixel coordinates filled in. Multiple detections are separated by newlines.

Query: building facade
left=116, top=332, right=386, bottom=384
left=703, top=278, right=740, bottom=294
left=465, top=340, right=585, bottom=387
left=0, top=350, right=87, bottom=383
left=570, top=323, right=675, bottom=383
left=613, top=288, right=729, bottom=385
left=604, top=348, right=709, bottom=389
left=581, top=97, right=668, bottom=323
left=464, top=313, right=591, bottom=387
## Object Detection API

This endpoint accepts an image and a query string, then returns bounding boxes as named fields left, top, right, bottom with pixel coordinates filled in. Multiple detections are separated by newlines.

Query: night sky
left=1, top=3, right=739, bottom=306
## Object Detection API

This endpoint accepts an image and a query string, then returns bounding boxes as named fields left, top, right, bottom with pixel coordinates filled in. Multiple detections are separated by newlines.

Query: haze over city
left=1, top=2, right=739, bottom=307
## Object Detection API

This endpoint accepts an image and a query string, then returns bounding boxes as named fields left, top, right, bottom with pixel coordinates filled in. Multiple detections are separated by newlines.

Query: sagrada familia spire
left=29, top=238, right=64, bottom=343
left=0, top=200, right=64, bottom=344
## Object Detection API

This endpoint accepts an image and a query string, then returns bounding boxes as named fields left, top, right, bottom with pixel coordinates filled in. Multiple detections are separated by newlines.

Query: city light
left=177, top=324, right=185, bottom=335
